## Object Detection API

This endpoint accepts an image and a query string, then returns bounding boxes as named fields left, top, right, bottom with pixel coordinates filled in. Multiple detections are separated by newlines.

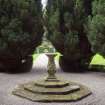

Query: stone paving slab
left=0, top=54, right=105, bottom=105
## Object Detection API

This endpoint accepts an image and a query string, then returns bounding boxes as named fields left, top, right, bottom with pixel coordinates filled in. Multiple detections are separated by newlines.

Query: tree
left=46, top=0, right=94, bottom=72
left=0, top=0, right=43, bottom=73
left=87, top=0, right=105, bottom=57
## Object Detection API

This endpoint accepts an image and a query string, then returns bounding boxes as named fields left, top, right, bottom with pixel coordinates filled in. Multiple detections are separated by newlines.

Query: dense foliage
left=87, top=0, right=105, bottom=57
left=46, top=0, right=94, bottom=72
left=0, top=0, right=43, bottom=72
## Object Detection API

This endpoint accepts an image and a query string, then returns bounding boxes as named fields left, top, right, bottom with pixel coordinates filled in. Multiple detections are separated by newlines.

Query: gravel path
left=0, top=54, right=105, bottom=105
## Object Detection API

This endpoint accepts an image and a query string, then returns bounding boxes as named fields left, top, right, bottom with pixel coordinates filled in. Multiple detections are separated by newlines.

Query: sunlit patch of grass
left=33, top=54, right=40, bottom=62
left=90, top=54, right=105, bottom=65
left=55, top=52, right=61, bottom=60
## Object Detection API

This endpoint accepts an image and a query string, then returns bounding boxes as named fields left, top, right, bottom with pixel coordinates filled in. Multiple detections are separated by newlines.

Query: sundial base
left=12, top=79, right=91, bottom=102
left=13, top=53, right=91, bottom=102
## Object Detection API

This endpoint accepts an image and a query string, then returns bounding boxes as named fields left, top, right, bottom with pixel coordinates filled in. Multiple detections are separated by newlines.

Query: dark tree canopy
left=87, top=0, right=105, bottom=57
left=0, top=0, right=43, bottom=72
left=0, top=0, right=43, bottom=59
left=46, top=0, right=93, bottom=56
left=46, top=0, right=94, bottom=72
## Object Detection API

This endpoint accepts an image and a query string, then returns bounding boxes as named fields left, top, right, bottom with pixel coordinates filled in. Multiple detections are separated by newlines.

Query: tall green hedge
left=87, top=0, right=105, bottom=57
left=46, top=0, right=94, bottom=72
left=0, top=0, right=43, bottom=73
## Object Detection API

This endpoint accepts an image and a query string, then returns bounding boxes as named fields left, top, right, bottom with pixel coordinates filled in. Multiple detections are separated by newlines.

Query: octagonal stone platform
left=12, top=79, right=91, bottom=102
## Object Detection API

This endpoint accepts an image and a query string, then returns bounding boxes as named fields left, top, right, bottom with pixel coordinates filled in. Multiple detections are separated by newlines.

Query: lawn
left=33, top=54, right=40, bottom=61
left=91, top=54, right=105, bottom=65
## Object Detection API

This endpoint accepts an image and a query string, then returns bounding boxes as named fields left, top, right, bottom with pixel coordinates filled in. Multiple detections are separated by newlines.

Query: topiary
left=46, top=0, right=94, bottom=72
left=0, top=0, right=43, bottom=73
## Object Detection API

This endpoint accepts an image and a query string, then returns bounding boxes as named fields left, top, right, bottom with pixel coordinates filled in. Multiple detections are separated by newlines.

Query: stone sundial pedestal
left=13, top=53, right=92, bottom=102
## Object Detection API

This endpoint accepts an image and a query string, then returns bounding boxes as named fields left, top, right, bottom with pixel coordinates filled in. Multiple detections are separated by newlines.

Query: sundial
left=12, top=53, right=92, bottom=102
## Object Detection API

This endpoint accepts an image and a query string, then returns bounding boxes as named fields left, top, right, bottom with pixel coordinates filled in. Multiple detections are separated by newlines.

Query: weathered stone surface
left=13, top=80, right=91, bottom=102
